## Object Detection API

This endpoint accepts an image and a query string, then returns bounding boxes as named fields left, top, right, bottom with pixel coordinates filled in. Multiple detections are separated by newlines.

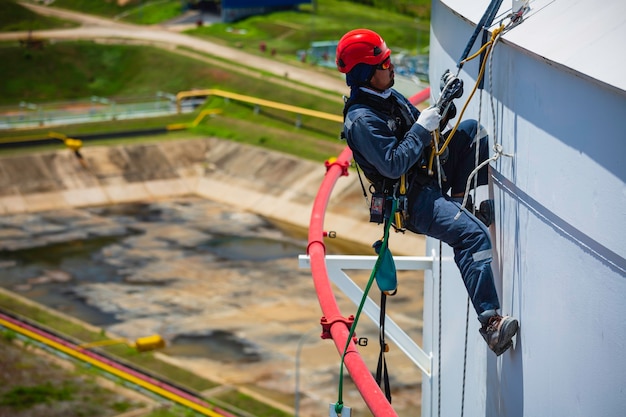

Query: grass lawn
left=0, top=40, right=345, bottom=161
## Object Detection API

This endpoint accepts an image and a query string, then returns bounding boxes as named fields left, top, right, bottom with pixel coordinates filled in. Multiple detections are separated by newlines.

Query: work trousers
left=406, top=120, right=500, bottom=315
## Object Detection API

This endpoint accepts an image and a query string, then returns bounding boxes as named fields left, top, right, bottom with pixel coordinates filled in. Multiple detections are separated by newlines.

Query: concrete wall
left=0, top=138, right=424, bottom=255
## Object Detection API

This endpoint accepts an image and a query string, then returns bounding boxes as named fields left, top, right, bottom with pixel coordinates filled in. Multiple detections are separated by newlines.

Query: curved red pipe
left=307, top=147, right=398, bottom=417
left=409, top=86, right=431, bottom=106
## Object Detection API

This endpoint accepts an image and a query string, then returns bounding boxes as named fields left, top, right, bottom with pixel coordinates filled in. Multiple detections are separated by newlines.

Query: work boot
left=477, top=199, right=494, bottom=227
left=479, top=313, right=519, bottom=356
left=461, top=195, right=494, bottom=227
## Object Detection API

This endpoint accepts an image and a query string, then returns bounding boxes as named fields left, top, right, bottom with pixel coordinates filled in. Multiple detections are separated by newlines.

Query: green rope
left=334, top=198, right=397, bottom=415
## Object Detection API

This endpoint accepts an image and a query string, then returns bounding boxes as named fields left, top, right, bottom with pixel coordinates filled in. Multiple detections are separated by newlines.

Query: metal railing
left=0, top=93, right=193, bottom=130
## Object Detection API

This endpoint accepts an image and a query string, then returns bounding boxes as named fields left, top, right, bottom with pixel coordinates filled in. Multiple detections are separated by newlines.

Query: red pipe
left=409, top=87, right=431, bottom=106
left=307, top=147, right=398, bottom=417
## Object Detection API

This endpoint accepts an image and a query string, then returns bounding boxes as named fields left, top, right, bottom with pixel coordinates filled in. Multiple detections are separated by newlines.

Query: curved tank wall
left=422, top=1, right=626, bottom=416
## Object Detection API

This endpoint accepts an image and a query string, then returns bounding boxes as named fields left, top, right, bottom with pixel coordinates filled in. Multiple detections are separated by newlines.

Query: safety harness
left=342, top=90, right=435, bottom=233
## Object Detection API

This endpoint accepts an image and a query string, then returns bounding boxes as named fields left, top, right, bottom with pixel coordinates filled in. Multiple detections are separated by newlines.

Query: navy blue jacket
left=342, top=88, right=432, bottom=186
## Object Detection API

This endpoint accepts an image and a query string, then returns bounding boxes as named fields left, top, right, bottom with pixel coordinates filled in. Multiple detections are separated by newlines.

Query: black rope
left=437, top=240, right=442, bottom=417
left=461, top=298, right=470, bottom=417
left=476, top=1, right=502, bottom=89
left=354, top=161, right=371, bottom=206
left=375, top=291, right=392, bottom=403
left=457, top=0, right=504, bottom=71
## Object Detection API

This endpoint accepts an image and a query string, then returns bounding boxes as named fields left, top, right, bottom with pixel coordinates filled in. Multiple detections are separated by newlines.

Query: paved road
left=6, top=3, right=351, bottom=96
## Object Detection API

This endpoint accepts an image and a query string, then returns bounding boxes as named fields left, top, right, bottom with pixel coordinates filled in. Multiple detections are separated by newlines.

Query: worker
left=336, top=29, right=518, bottom=355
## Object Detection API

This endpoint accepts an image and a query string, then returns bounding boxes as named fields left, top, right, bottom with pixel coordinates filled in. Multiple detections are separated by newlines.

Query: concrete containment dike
left=0, top=138, right=424, bottom=255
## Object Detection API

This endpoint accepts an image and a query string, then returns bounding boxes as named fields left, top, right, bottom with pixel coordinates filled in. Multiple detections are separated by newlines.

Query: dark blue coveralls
left=343, top=87, right=500, bottom=317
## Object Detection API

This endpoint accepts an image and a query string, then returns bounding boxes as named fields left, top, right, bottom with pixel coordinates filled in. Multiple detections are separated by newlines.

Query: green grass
left=187, top=97, right=343, bottom=159
left=4, top=0, right=182, bottom=28
left=0, top=337, right=148, bottom=416
left=188, top=0, right=430, bottom=58
left=108, top=0, right=186, bottom=24
left=143, top=405, right=206, bottom=417
left=0, top=41, right=218, bottom=105
left=216, top=391, right=292, bottom=417
left=0, top=382, right=74, bottom=409
left=0, top=40, right=345, bottom=161
left=39, top=0, right=136, bottom=16
left=0, top=40, right=343, bottom=108
left=42, top=0, right=182, bottom=21
left=0, top=0, right=77, bottom=31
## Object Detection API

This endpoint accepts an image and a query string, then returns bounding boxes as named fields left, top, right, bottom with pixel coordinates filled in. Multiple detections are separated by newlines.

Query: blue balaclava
left=346, top=62, right=376, bottom=89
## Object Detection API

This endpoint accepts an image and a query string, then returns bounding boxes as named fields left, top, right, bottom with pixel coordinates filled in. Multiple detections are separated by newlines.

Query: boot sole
left=493, top=319, right=519, bottom=356
left=493, top=341, right=513, bottom=356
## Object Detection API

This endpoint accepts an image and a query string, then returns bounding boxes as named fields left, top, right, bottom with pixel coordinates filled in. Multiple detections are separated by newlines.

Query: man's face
left=369, top=57, right=395, bottom=91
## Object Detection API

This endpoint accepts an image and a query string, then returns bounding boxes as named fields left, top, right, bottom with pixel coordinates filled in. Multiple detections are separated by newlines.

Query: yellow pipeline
left=167, top=109, right=223, bottom=130
left=0, top=317, right=226, bottom=417
left=48, top=131, right=83, bottom=152
left=175, top=89, right=343, bottom=123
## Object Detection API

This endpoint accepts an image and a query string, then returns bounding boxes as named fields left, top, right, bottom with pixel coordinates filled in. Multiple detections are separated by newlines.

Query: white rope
left=454, top=28, right=513, bottom=222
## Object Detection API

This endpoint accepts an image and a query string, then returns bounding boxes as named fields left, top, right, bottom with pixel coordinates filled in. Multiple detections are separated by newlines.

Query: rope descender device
left=392, top=174, right=408, bottom=233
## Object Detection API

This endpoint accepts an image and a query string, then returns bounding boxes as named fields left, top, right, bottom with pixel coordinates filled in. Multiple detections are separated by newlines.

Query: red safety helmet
left=336, top=29, right=391, bottom=74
